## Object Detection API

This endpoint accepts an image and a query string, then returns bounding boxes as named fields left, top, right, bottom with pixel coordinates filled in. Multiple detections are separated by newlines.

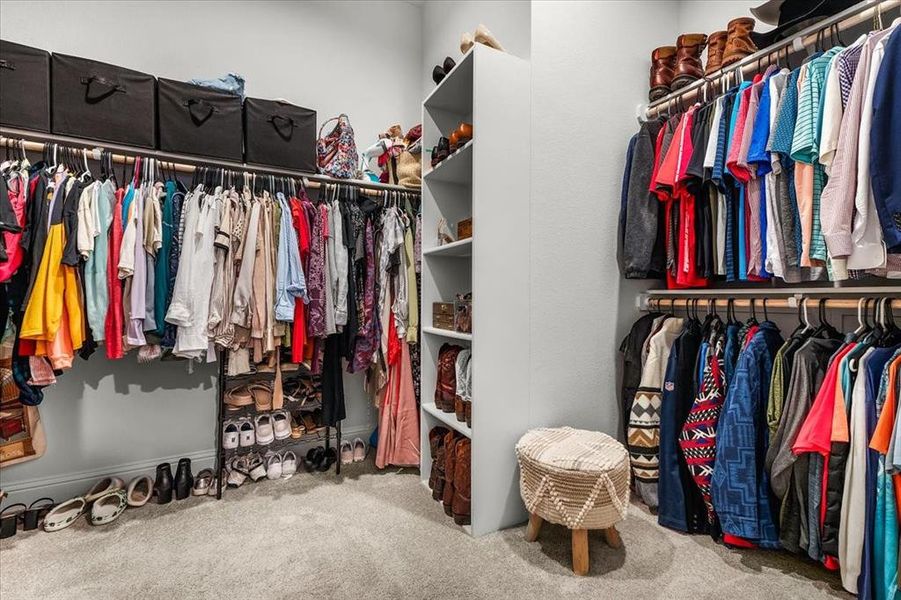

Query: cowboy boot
left=722, top=18, right=758, bottom=67
left=429, top=427, right=449, bottom=491
left=452, top=438, right=471, bottom=526
left=442, top=432, right=458, bottom=516
left=705, top=30, right=728, bottom=75
left=649, top=46, right=677, bottom=102
left=671, top=33, right=708, bottom=90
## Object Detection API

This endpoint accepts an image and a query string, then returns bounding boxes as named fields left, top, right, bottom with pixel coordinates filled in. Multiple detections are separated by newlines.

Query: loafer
left=222, top=421, right=240, bottom=449
left=126, top=476, right=154, bottom=507
left=255, top=414, right=275, bottom=446
left=272, top=411, right=291, bottom=441
left=43, top=497, right=86, bottom=532
left=89, top=490, right=128, bottom=526
left=281, top=451, right=298, bottom=479
left=238, top=419, right=255, bottom=447
left=84, top=477, right=124, bottom=503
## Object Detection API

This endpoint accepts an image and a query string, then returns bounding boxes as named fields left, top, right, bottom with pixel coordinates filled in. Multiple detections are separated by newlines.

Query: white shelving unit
left=419, top=44, right=530, bottom=537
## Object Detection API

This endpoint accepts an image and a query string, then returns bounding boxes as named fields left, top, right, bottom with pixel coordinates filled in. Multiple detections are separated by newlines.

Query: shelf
left=423, top=140, right=473, bottom=185
left=422, top=402, right=472, bottom=438
left=423, top=238, right=472, bottom=258
left=424, top=47, right=474, bottom=114
left=423, top=326, right=472, bottom=342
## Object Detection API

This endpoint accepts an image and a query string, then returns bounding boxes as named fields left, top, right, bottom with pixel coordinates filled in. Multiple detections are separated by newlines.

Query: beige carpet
left=0, top=461, right=851, bottom=600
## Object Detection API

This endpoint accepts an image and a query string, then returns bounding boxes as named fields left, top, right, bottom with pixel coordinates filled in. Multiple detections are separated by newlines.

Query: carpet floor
left=0, top=460, right=851, bottom=600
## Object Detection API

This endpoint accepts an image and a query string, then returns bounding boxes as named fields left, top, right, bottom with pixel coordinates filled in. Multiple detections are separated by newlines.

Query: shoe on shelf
left=460, top=31, right=474, bottom=54
left=282, top=451, right=298, bottom=479
left=473, top=24, right=505, bottom=52
left=223, top=421, right=240, bottom=449
left=22, top=497, right=55, bottom=531
left=671, top=33, right=707, bottom=90
left=431, top=137, right=450, bottom=168
left=248, top=454, right=267, bottom=482
left=174, top=458, right=194, bottom=501
left=649, top=45, right=677, bottom=101
left=452, top=438, right=472, bottom=526
left=722, top=17, right=758, bottom=67
left=340, top=441, right=353, bottom=465
left=84, top=477, right=125, bottom=504
left=255, top=413, right=275, bottom=446
left=301, top=412, right=324, bottom=435
left=153, top=463, right=173, bottom=504
left=193, top=469, right=213, bottom=496
left=290, top=414, right=305, bottom=439
left=353, top=438, right=367, bottom=463
left=227, top=456, right=249, bottom=488
left=126, top=476, right=154, bottom=507
left=705, top=30, right=728, bottom=75
left=89, top=490, right=127, bottom=526
left=266, top=454, right=283, bottom=480
left=42, top=498, right=86, bottom=532
left=238, top=419, right=255, bottom=447
left=272, top=410, right=291, bottom=441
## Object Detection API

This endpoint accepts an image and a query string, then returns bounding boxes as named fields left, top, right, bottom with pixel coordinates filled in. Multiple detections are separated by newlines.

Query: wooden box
left=433, top=302, right=455, bottom=330
left=457, top=218, right=472, bottom=240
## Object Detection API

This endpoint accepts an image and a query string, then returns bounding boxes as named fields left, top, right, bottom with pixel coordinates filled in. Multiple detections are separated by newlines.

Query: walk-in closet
left=0, top=2, right=898, bottom=599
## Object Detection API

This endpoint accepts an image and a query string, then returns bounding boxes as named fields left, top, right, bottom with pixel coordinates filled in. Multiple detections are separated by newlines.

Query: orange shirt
left=869, top=354, right=901, bottom=521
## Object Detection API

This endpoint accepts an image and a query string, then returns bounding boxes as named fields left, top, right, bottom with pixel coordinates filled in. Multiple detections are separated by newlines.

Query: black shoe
left=173, top=458, right=193, bottom=501
left=153, top=463, right=173, bottom=504
left=317, top=447, right=338, bottom=472
left=432, top=137, right=450, bottom=167
left=432, top=65, right=447, bottom=85
left=442, top=56, right=456, bottom=73
left=304, top=447, right=325, bottom=472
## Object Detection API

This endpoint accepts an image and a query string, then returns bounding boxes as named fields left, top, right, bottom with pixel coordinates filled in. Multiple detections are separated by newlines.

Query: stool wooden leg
left=602, top=525, right=622, bottom=549
left=571, top=528, right=589, bottom=576
left=525, top=513, right=543, bottom=542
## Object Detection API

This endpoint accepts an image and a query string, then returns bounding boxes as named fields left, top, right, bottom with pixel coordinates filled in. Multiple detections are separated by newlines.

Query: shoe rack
left=420, top=44, right=530, bottom=536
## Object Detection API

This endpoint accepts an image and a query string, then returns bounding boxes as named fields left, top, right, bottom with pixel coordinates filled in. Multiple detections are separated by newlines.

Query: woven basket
left=516, top=427, right=630, bottom=530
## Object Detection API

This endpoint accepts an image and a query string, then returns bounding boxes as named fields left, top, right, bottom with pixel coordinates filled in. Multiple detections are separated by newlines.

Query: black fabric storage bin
left=51, top=53, right=156, bottom=147
left=158, top=78, right=242, bottom=161
left=244, top=98, right=316, bottom=171
left=0, top=40, right=51, bottom=132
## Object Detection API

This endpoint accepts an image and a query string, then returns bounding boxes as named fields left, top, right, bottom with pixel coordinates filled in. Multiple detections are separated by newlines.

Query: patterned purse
left=316, top=114, right=359, bottom=179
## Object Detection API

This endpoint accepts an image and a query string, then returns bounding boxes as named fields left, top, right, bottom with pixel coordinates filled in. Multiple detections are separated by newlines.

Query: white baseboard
left=1, top=424, right=373, bottom=506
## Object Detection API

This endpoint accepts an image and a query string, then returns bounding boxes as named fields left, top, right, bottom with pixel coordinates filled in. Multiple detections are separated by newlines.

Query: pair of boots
left=649, top=17, right=758, bottom=101
left=427, top=427, right=471, bottom=526
left=152, top=458, right=193, bottom=504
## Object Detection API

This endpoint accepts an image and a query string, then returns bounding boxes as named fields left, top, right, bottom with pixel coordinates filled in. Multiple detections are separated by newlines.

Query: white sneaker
left=222, top=421, right=240, bottom=449
left=266, top=454, right=283, bottom=480
left=238, top=419, right=255, bottom=447
left=271, top=411, right=291, bottom=440
left=255, top=414, right=275, bottom=446
left=281, top=451, right=298, bottom=479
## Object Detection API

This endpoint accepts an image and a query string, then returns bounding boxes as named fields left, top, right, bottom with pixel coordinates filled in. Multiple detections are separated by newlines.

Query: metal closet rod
left=0, top=127, right=421, bottom=196
left=645, top=296, right=895, bottom=311
left=641, top=0, right=901, bottom=120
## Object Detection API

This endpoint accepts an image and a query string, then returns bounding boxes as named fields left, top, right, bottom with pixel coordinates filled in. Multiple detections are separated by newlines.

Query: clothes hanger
left=811, top=298, right=841, bottom=339
left=747, top=297, right=758, bottom=326
left=762, top=297, right=770, bottom=323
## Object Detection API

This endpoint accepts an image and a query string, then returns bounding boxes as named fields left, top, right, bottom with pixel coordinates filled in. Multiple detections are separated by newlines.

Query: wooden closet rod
left=640, top=0, right=901, bottom=120
left=0, top=128, right=421, bottom=197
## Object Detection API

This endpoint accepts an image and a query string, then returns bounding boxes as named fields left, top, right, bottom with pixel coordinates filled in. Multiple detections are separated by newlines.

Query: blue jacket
left=712, top=321, right=784, bottom=548
left=870, top=30, right=901, bottom=252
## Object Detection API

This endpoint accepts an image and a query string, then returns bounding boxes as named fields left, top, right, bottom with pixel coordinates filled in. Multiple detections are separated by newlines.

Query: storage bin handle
left=268, top=114, right=297, bottom=141
left=185, top=99, right=217, bottom=125
left=80, top=75, right=126, bottom=103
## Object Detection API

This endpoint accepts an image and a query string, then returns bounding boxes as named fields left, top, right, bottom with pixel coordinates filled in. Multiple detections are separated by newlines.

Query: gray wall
left=528, top=1, right=680, bottom=437
left=0, top=0, right=422, bottom=504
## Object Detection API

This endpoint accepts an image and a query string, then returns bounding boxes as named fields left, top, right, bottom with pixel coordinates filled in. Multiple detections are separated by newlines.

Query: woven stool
left=516, top=427, right=630, bottom=575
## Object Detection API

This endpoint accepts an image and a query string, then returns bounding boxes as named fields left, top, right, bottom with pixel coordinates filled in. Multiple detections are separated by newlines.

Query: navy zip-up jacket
left=870, top=29, right=901, bottom=253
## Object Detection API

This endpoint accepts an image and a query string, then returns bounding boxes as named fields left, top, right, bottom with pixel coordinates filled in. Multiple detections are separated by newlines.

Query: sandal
left=353, top=438, right=367, bottom=463
left=224, top=386, right=254, bottom=412
left=301, top=412, right=324, bottom=435
left=247, top=454, right=267, bottom=482
left=192, top=469, right=213, bottom=496
left=226, top=456, right=249, bottom=488
left=250, top=383, right=273, bottom=412
left=0, top=503, right=26, bottom=539
left=290, top=414, right=305, bottom=439
left=22, top=497, right=55, bottom=531
left=340, top=441, right=354, bottom=465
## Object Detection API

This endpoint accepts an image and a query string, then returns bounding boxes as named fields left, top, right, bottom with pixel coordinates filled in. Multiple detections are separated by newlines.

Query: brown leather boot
left=672, top=33, right=708, bottom=90
left=433, top=434, right=447, bottom=501
left=649, top=46, right=677, bottom=102
left=705, top=30, right=728, bottom=75
left=452, top=438, right=471, bottom=526
left=428, top=427, right=449, bottom=492
left=722, top=18, right=757, bottom=67
left=442, top=432, right=458, bottom=516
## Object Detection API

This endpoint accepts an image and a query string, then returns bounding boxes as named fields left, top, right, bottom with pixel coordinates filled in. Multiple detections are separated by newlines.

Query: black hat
left=749, top=0, right=860, bottom=47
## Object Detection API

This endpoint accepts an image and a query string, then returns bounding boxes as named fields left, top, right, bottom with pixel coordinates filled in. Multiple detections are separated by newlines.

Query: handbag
left=316, top=114, right=359, bottom=179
